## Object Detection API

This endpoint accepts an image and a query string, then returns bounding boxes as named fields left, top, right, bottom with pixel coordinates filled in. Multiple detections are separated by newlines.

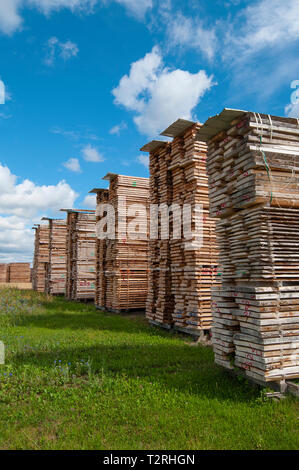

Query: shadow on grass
left=7, top=295, right=262, bottom=402
left=15, top=311, right=157, bottom=336
left=10, top=341, right=260, bottom=403
left=15, top=297, right=162, bottom=335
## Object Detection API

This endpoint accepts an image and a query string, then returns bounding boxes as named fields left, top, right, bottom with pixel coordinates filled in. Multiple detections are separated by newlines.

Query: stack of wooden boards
left=0, top=264, right=9, bottom=282
left=141, top=119, right=219, bottom=333
left=6, top=263, right=31, bottom=283
left=91, top=189, right=109, bottom=309
left=92, top=174, right=149, bottom=312
left=197, top=109, right=299, bottom=384
left=45, top=218, right=67, bottom=295
left=65, top=210, right=97, bottom=301
left=32, top=224, right=50, bottom=292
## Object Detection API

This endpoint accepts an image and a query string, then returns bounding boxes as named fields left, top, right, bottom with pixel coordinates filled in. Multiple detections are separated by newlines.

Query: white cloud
left=285, top=102, right=299, bottom=118
left=0, top=0, right=22, bottom=35
left=165, top=13, right=216, bottom=60
left=28, top=0, right=97, bottom=14
left=51, top=126, right=99, bottom=141
left=0, top=215, right=33, bottom=263
left=60, top=40, right=79, bottom=60
left=0, top=0, right=152, bottom=35
left=112, top=46, right=214, bottom=136
left=45, top=36, right=79, bottom=66
left=285, top=82, right=299, bottom=117
left=82, top=144, right=104, bottom=162
left=114, top=0, right=152, bottom=20
left=0, top=163, right=78, bottom=218
left=109, top=121, right=128, bottom=135
left=137, top=154, right=149, bottom=168
left=0, top=163, right=78, bottom=263
left=82, top=194, right=96, bottom=208
left=113, top=46, right=162, bottom=113
left=63, top=157, right=82, bottom=172
left=227, top=0, right=299, bottom=57
left=0, top=112, right=12, bottom=120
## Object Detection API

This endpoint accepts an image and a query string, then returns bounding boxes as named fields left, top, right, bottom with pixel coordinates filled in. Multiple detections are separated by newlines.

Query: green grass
left=0, top=288, right=298, bottom=450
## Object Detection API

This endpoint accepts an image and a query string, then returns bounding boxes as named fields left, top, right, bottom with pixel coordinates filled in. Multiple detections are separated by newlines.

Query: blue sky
left=0, top=0, right=299, bottom=262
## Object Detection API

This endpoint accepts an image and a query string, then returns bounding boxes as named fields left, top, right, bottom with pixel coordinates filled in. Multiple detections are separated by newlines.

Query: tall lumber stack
left=90, top=189, right=109, bottom=309
left=64, top=209, right=97, bottom=301
left=32, top=224, right=50, bottom=292
left=8, top=263, right=31, bottom=283
left=0, top=264, right=9, bottom=282
left=45, top=218, right=67, bottom=295
left=93, top=174, right=149, bottom=312
left=141, top=119, right=219, bottom=334
left=197, top=109, right=299, bottom=385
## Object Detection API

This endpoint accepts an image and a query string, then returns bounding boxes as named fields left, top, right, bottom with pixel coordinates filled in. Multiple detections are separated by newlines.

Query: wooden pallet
left=141, top=119, right=219, bottom=332
left=92, top=174, right=149, bottom=311
left=197, top=109, right=299, bottom=384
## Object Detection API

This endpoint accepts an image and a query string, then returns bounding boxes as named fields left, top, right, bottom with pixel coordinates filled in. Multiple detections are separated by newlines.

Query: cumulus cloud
left=82, top=144, right=104, bottom=162
left=0, top=163, right=78, bottom=263
left=45, top=36, right=79, bottom=66
left=0, top=163, right=78, bottom=218
left=63, top=157, right=82, bottom=172
left=285, top=80, right=299, bottom=118
left=137, top=154, right=149, bottom=168
left=0, top=0, right=23, bottom=35
left=114, top=0, right=152, bottom=20
left=226, top=0, right=299, bottom=58
left=109, top=121, right=128, bottom=136
left=165, top=13, right=217, bottom=60
left=0, top=0, right=152, bottom=35
left=0, top=215, right=33, bottom=263
left=112, top=46, right=214, bottom=136
left=285, top=102, right=299, bottom=118
left=82, top=194, right=96, bottom=208
left=28, top=0, right=97, bottom=14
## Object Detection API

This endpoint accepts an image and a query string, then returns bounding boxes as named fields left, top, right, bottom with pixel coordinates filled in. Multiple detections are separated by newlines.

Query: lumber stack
left=197, top=109, right=299, bottom=384
left=65, top=210, right=97, bottom=300
left=91, top=189, right=109, bottom=308
left=8, top=263, right=31, bottom=283
left=0, top=264, right=9, bottom=282
left=92, top=174, right=149, bottom=312
left=45, top=218, right=67, bottom=295
left=32, top=224, right=50, bottom=292
left=141, top=119, right=219, bottom=333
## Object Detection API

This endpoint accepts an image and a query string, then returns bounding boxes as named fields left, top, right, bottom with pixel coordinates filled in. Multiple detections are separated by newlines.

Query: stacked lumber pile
left=45, top=218, right=67, bottom=295
left=8, top=263, right=31, bottom=283
left=32, top=224, right=50, bottom=292
left=90, top=189, right=109, bottom=308
left=64, top=210, right=97, bottom=300
left=141, top=119, right=219, bottom=333
left=197, top=109, right=299, bottom=384
left=92, top=174, right=149, bottom=312
left=0, top=264, right=9, bottom=282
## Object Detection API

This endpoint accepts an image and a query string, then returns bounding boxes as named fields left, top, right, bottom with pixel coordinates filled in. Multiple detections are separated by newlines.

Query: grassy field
left=0, top=288, right=298, bottom=450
